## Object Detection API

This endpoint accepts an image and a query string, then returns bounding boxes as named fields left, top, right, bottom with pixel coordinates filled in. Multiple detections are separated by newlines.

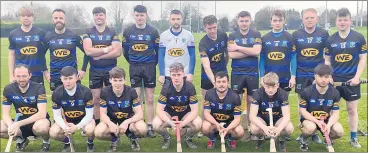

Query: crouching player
left=153, top=62, right=202, bottom=150
left=201, top=71, right=244, bottom=150
left=249, top=72, right=294, bottom=152
left=94, top=67, right=147, bottom=152
left=49, top=66, right=96, bottom=152
left=299, top=64, right=343, bottom=151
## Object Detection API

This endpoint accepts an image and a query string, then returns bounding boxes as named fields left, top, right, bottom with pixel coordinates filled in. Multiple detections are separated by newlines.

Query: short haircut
left=302, top=8, right=317, bottom=17
left=203, top=15, right=217, bottom=26
left=18, top=6, right=34, bottom=17
left=263, top=72, right=279, bottom=86
left=314, top=63, right=333, bottom=76
left=52, top=9, right=65, bottom=15
left=215, top=71, right=229, bottom=81
left=270, top=9, right=285, bottom=20
left=170, top=9, right=182, bottom=16
left=237, top=11, right=251, bottom=18
left=60, top=66, right=78, bottom=77
left=134, top=5, right=147, bottom=13
left=169, top=62, right=184, bottom=73
left=109, top=67, right=126, bottom=79
left=14, top=64, right=30, bottom=74
left=337, top=7, right=351, bottom=18
left=92, top=7, right=106, bottom=15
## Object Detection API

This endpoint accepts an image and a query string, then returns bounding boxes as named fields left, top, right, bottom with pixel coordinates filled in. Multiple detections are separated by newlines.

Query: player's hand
left=186, top=74, right=193, bottom=83
left=347, top=77, right=360, bottom=86
left=273, top=126, right=282, bottom=137
left=216, top=123, right=223, bottom=131
left=323, top=124, right=331, bottom=135
left=120, top=120, right=130, bottom=133
left=219, top=127, right=230, bottom=136
left=8, top=122, right=20, bottom=136
left=78, top=71, right=86, bottom=80
left=316, top=121, right=327, bottom=131
left=289, top=76, right=296, bottom=88
left=175, top=121, right=184, bottom=129
left=65, top=123, right=78, bottom=135
left=158, top=76, right=165, bottom=85
left=43, top=71, right=51, bottom=82
left=262, top=126, right=274, bottom=137
left=227, top=43, right=239, bottom=52
left=109, top=122, right=119, bottom=135
left=9, top=75, right=15, bottom=83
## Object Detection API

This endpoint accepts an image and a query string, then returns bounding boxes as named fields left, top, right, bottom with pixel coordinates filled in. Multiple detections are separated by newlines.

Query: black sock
left=126, top=129, right=137, bottom=139
left=95, top=119, right=100, bottom=125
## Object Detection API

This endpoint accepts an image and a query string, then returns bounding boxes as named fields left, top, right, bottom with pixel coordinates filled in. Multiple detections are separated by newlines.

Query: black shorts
left=295, top=77, right=314, bottom=94
left=50, top=77, right=81, bottom=91
left=201, top=78, right=214, bottom=90
left=231, top=75, right=259, bottom=95
left=260, top=116, right=280, bottom=126
left=166, top=110, right=189, bottom=121
left=129, top=63, right=156, bottom=88
left=279, top=83, right=291, bottom=92
left=16, top=118, right=51, bottom=138
left=89, top=69, right=111, bottom=89
left=336, top=85, right=361, bottom=101
left=30, top=76, right=44, bottom=85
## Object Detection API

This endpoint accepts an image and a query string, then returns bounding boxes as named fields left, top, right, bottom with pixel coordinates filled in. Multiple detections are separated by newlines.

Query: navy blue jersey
left=199, top=31, right=228, bottom=79
left=325, top=30, right=367, bottom=81
left=122, top=24, right=160, bottom=64
left=2, top=81, right=48, bottom=119
left=293, top=27, right=329, bottom=78
left=8, top=27, right=47, bottom=76
left=100, top=85, right=140, bottom=122
left=228, top=29, right=262, bottom=76
left=44, top=29, right=84, bottom=78
left=299, top=84, right=340, bottom=120
left=203, top=88, right=241, bottom=123
left=261, top=31, right=295, bottom=83
left=82, top=26, right=120, bottom=70
left=251, top=87, right=289, bottom=121
left=158, top=81, right=198, bottom=114
left=52, top=84, right=93, bottom=123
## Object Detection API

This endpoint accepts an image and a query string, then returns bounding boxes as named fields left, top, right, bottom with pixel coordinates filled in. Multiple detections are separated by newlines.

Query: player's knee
left=0, top=120, right=8, bottom=133
left=284, top=123, right=294, bottom=135
left=84, top=127, right=95, bottom=137
left=135, top=122, right=148, bottom=136
left=192, top=117, right=202, bottom=131
left=49, top=127, right=61, bottom=139
left=33, top=119, right=50, bottom=134
left=347, top=108, right=357, bottom=116
left=94, top=126, right=106, bottom=138
left=331, top=123, right=344, bottom=139
left=0, top=132, right=9, bottom=138
left=250, top=123, right=262, bottom=135
left=233, top=126, right=245, bottom=139
left=152, top=117, right=162, bottom=131
left=301, top=122, right=316, bottom=135
left=201, top=122, right=212, bottom=135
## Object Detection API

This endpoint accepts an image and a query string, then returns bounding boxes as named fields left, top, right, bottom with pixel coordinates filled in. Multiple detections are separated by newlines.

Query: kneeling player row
left=1, top=63, right=342, bottom=152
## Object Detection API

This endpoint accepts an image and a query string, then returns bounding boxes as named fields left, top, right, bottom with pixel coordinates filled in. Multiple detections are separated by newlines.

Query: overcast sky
left=1, top=1, right=367, bottom=23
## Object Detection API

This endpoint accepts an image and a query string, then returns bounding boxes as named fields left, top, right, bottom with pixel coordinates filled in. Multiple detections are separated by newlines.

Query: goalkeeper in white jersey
left=158, top=10, right=196, bottom=85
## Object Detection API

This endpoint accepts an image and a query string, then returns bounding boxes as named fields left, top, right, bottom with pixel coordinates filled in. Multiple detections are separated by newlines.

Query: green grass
left=0, top=27, right=368, bottom=152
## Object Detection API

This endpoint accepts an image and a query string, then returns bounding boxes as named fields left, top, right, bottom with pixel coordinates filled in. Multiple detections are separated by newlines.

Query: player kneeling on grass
left=202, top=71, right=244, bottom=150
left=153, top=62, right=202, bottom=150
left=249, top=72, right=294, bottom=152
left=49, top=66, right=96, bottom=152
left=1, top=64, right=51, bottom=152
left=94, top=67, right=147, bottom=152
left=299, top=64, right=343, bottom=152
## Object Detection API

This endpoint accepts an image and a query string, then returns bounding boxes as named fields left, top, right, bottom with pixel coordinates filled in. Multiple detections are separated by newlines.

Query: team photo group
left=0, top=2, right=367, bottom=153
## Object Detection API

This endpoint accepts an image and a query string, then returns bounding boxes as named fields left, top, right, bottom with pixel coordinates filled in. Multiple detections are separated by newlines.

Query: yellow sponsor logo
left=20, top=46, right=38, bottom=55
left=301, top=48, right=319, bottom=57
left=114, top=112, right=129, bottom=119
left=93, top=45, right=107, bottom=48
left=335, top=54, right=352, bottom=62
left=311, top=111, right=328, bottom=119
left=132, top=44, right=148, bottom=51
left=213, top=113, right=230, bottom=121
left=168, top=48, right=185, bottom=57
left=171, top=106, right=187, bottom=112
left=18, top=107, right=37, bottom=115
left=53, top=49, right=70, bottom=57
left=267, top=52, right=285, bottom=60
left=211, top=53, right=223, bottom=62
left=65, top=111, right=84, bottom=118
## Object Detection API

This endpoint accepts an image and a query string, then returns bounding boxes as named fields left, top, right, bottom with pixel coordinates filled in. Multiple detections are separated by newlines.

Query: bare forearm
left=300, top=109, right=320, bottom=124
left=127, top=112, right=143, bottom=124
left=250, top=116, right=268, bottom=130
left=227, top=117, right=240, bottom=129
left=204, top=112, right=218, bottom=125
left=158, top=110, right=172, bottom=124
left=2, top=114, right=13, bottom=126
left=327, top=112, right=339, bottom=127
left=228, top=52, right=247, bottom=59
left=204, top=67, right=215, bottom=83
left=354, top=56, right=367, bottom=78
left=180, top=111, right=197, bottom=126
left=85, top=47, right=106, bottom=57
left=94, top=50, right=121, bottom=60
left=17, top=112, right=45, bottom=127
left=100, top=113, right=114, bottom=125
left=8, top=53, right=15, bottom=75
left=238, top=46, right=261, bottom=56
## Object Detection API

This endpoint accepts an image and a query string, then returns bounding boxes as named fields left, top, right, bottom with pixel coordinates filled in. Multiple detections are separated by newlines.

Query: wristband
left=103, top=48, right=109, bottom=53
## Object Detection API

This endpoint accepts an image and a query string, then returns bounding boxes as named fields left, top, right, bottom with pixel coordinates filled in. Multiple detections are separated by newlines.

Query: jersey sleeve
left=325, top=37, right=332, bottom=56
left=358, top=34, right=367, bottom=54
left=153, top=28, right=160, bottom=52
left=279, top=89, right=289, bottom=106
left=188, top=84, right=198, bottom=105
left=37, top=85, right=47, bottom=104
left=122, top=28, right=130, bottom=62
left=158, top=85, right=168, bottom=105
left=76, top=35, right=85, bottom=52
left=299, top=89, right=309, bottom=108
left=111, top=31, right=121, bottom=43
left=2, top=86, right=11, bottom=105
left=131, top=89, right=141, bottom=107
left=99, top=89, right=107, bottom=108
left=251, top=89, right=261, bottom=105
left=203, top=91, right=211, bottom=110
left=227, top=33, right=235, bottom=45
left=199, top=40, right=208, bottom=58
left=82, top=29, right=90, bottom=40
left=51, top=91, right=62, bottom=109
left=84, top=89, right=93, bottom=108
left=332, top=88, right=341, bottom=110
left=233, top=94, right=242, bottom=116
left=254, top=31, right=262, bottom=45
left=8, top=34, right=15, bottom=50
